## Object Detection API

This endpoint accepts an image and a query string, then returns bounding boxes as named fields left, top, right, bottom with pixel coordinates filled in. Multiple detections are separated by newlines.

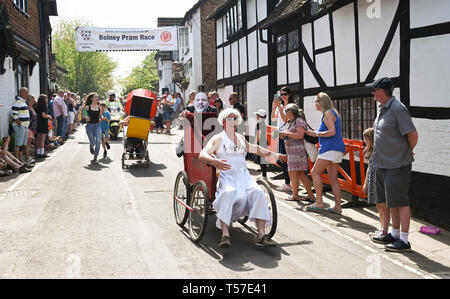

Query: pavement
left=246, top=157, right=450, bottom=279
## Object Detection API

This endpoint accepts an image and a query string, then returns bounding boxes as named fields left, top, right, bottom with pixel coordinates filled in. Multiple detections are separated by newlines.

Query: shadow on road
left=83, top=163, right=109, bottom=171
left=177, top=216, right=312, bottom=273
left=124, top=161, right=167, bottom=178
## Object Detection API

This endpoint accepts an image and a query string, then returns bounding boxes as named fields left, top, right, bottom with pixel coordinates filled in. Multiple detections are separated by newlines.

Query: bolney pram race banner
left=75, top=26, right=178, bottom=52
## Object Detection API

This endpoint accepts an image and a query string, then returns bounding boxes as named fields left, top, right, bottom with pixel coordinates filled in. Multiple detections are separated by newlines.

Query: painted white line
left=276, top=199, right=438, bottom=279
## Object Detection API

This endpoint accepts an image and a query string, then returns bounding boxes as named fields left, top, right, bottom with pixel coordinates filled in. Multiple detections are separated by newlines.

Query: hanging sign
left=76, top=26, right=178, bottom=52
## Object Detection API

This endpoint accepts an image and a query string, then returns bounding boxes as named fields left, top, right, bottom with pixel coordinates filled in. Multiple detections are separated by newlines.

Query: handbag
left=304, top=123, right=319, bottom=144
left=304, top=139, right=319, bottom=162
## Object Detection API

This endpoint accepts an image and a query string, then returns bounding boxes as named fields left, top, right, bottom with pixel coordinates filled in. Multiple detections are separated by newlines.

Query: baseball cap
left=253, top=109, right=267, bottom=118
left=366, top=77, right=393, bottom=90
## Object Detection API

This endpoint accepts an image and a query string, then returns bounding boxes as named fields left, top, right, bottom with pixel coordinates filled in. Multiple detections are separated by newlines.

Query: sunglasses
left=225, top=117, right=238, bottom=122
left=280, top=93, right=289, bottom=96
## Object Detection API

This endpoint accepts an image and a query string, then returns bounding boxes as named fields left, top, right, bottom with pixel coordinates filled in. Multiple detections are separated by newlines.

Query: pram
left=121, top=91, right=156, bottom=169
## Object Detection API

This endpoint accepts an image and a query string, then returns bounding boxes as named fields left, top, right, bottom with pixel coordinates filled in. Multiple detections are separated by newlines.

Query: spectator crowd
left=2, top=77, right=418, bottom=253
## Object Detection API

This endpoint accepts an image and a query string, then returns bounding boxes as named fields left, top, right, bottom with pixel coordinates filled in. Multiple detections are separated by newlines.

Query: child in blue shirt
left=100, top=103, right=111, bottom=158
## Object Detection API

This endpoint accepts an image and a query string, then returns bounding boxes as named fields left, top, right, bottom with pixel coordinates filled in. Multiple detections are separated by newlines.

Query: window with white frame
left=14, top=0, right=28, bottom=15
left=178, top=26, right=189, bottom=56
left=225, top=0, right=245, bottom=39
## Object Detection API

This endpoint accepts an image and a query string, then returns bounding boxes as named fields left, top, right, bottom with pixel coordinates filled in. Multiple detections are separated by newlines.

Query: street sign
left=75, top=26, right=178, bottom=52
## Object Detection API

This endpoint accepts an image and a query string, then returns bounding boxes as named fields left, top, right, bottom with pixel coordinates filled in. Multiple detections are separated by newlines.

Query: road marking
left=275, top=199, right=439, bottom=279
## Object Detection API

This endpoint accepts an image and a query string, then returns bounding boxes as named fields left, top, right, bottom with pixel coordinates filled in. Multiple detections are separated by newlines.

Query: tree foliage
left=121, top=52, right=159, bottom=96
left=52, top=19, right=117, bottom=97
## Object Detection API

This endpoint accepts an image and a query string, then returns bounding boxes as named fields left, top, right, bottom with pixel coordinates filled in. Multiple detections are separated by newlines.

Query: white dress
left=213, top=131, right=272, bottom=229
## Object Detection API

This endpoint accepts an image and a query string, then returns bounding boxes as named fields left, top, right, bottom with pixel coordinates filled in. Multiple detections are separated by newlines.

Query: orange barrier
left=265, top=124, right=367, bottom=200
left=309, top=139, right=367, bottom=200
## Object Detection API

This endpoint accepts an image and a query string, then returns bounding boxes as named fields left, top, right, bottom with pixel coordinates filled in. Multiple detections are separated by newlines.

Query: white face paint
left=193, top=93, right=209, bottom=112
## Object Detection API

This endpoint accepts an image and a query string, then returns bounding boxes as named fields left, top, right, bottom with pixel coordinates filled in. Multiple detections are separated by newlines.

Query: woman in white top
left=199, top=108, right=286, bottom=248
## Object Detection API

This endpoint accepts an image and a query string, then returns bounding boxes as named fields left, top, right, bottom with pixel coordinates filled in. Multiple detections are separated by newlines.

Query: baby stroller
left=121, top=91, right=156, bottom=169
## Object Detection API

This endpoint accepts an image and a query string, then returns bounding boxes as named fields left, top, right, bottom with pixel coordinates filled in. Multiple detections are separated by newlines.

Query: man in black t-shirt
left=228, top=92, right=245, bottom=120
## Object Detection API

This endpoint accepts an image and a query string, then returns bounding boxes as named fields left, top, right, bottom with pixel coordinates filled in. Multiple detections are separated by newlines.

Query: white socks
left=36, top=148, right=45, bottom=155
left=391, top=229, right=400, bottom=239
left=391, top=229, right=409, bottom=244
left=400, top=232, right=409, bottom=244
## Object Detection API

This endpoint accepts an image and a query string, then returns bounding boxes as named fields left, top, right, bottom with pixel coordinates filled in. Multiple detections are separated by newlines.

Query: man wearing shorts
left=11, top=87, right=30, bottom=161
left=368, top=77, right=418, bottom=252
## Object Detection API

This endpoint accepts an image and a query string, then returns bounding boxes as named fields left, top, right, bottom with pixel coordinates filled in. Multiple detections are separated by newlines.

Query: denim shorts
left=375, top=165, right=412, bottom=208
left=13, top=125, right=28, bottom=146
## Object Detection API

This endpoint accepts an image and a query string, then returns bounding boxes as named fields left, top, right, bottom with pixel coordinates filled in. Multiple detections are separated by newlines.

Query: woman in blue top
left=305, top=92, right=346, bottom=215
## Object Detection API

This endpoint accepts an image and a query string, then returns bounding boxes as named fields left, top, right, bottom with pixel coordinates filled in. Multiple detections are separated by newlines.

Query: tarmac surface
left=0, top=125, right=449, bottom=279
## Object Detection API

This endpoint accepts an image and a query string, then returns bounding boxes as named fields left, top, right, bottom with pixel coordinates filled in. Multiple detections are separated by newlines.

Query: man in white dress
left=199, top=108, right=287, bottom=249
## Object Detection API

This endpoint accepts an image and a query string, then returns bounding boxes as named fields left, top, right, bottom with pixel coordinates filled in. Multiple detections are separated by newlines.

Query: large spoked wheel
left=188, top=181, right=210, bottom=243
left=237, top=179, right=278, bottom=238
left=173, top=171, right=190, bottom=227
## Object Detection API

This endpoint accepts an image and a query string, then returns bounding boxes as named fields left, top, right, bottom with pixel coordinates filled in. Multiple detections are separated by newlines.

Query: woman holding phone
left=270, top=86, right=294, bottom=192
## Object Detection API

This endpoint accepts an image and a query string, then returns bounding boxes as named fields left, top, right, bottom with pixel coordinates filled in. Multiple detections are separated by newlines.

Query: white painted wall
left=248, top=31, right=258, bottom=72
left=191, top=9, right=203, bottom=90
left=277, top=55, right=287, bottom=85
left=410, top=34, right=450, bottom=108
left=0, top=57, right=16, bottom=138
left=410, top=0, right=450, bottom=29
left=232, top=41, right=240, bottom=77
left=316, top=52, right=334, bottom=86
left=288, top=52, right=300, bottom=84
left=247, top=75, right=269, bottom=120
left=257, top=0, right=267, bottom=22
left=246, top=0, right=257, bottom=28
left=333, top=3, right=358, bottom=85
left=218, top=85, right=234, bottom=107
left=239, top=37, right=248, bottom=74
left=412, top=118, right=450, bottom=177
left=358, top=0, right=399, bottom=81
left=258, top=29, right=268, bottom=67
left=224, top=45, right=231, bottom=78
left=314, top=14, right=331, bottom=50
left=217, top=47, right=224, bottom=80
left=29, top=64, right=40, bottom=98
left=216, top=17, right=223, bottom=46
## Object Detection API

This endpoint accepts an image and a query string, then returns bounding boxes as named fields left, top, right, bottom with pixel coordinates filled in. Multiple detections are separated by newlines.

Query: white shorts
left=317, top=150, right=344, bottom=163
left=68, top=111, right=75, bottom=124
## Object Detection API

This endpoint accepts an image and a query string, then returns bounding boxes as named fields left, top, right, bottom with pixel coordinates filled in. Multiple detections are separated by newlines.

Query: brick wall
left=200, top=0, right=222, bottom=92
left=5, top=0, right=41, bottom=49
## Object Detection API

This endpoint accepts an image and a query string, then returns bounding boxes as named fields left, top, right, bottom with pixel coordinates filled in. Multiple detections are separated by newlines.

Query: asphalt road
left=0, top=125, right=436, bottom=279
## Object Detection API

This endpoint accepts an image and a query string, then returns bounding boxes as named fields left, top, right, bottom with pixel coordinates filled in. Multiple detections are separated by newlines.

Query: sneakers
left=371, top=233, right=397, bottom=245
left=92, top=156, right=99, bottom=164
left=103, top=150, right=107, bottom=158
left=385, top=239, right=412, bottom=252
left=255, top=235, right=277, bottom=247
left=18, top=166, right=31, bottom=173
left=219, top=235, right=231, bottom=249
left=276, top=184, right=292, bottom=192
left=90, top=145, right=95, bottom=155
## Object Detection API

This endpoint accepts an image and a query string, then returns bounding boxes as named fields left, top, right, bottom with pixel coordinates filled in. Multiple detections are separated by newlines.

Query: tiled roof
left=259, top=0, right=308, bottom=29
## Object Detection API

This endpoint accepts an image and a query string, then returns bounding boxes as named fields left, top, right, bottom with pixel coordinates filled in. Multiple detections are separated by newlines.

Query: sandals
left=285, top=196, right=300, bottom=202
left=219, top=235, right=231, bottom=249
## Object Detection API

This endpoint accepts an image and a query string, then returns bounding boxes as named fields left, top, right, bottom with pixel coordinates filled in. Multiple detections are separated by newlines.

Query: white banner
left=76, top=27, right=178, bottom=52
